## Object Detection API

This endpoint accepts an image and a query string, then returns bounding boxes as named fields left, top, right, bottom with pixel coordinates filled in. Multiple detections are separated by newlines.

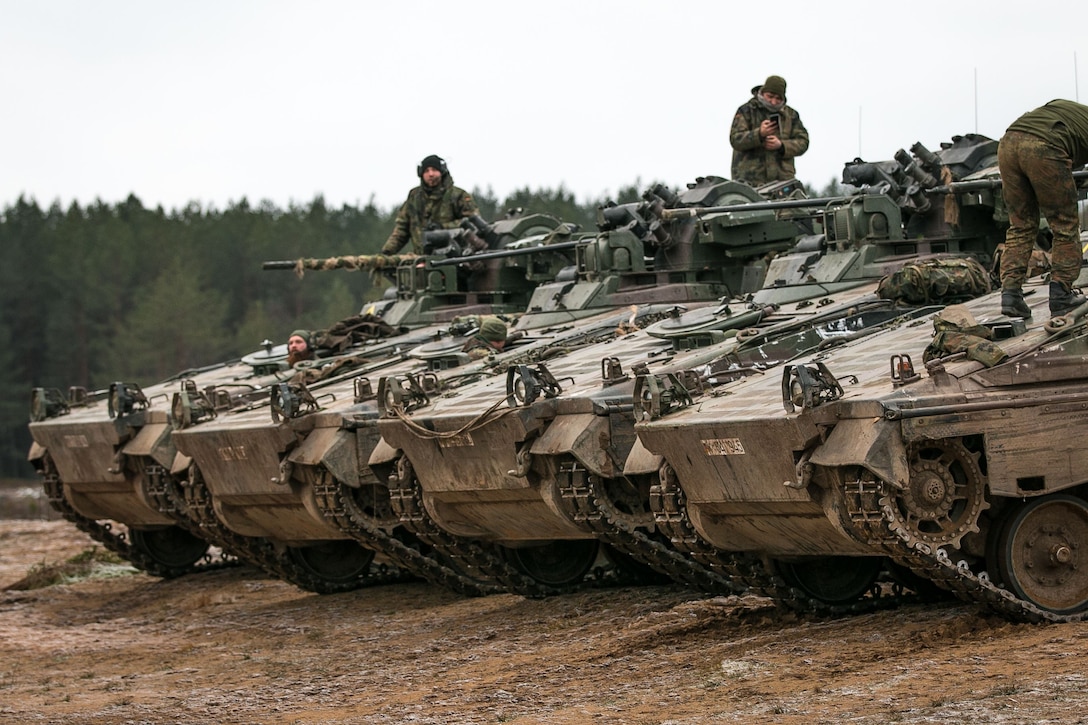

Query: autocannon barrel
left=931, top=168, right=1088, bottom=195
left=658, top=195, right=853, bottom=220
left=261, top=254, right=420, bottom=273
left=428, top=240, right=583, bottom=267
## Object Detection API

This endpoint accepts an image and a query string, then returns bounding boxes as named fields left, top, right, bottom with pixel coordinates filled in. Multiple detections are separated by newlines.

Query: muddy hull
left=172, top=411, right=354, bottom=542
left=639, top=414, right=871, bottom=556
left=29, top=412, right=176, bottom=526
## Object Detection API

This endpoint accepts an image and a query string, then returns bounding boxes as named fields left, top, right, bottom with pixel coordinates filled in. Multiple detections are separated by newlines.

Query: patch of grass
left=991, top=683, right=1023, bottom=696
left=2, top=547, right=135, bottom=591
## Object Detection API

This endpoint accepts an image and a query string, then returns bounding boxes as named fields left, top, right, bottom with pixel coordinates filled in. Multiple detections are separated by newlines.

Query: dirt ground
left=2, top=519, right=1088, bottom=725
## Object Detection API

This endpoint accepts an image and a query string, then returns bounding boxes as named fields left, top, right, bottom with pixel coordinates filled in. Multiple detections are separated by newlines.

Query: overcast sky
left=2, top=0, right=1086, bottom=214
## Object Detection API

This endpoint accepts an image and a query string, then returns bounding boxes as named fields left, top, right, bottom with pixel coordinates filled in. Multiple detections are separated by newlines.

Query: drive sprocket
left=881, top=438, right=988, bottom=550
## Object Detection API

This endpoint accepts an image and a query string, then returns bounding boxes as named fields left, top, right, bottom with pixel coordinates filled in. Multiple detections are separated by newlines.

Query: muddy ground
left=2, top=518, right=1087, bottom=725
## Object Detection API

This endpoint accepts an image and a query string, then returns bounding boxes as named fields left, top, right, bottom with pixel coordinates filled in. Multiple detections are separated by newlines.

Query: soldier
left=998, top=99, right=1088, bottom=318
left=461, top=317, right=508, bottom=360
left=381, top=154, right=480, bottom=255
left=286, top=329, right=314, bottom=366
left=729, top=75, right=810, bottom=187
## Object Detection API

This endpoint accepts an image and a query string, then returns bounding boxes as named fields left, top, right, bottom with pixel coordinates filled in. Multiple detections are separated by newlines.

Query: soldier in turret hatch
left=286, top=329, right=314, bottom=366
left=461, top=317, right=508, bottom=360
left=381, top=154, right=480, bottom=255
left=997, top=99, right=1088, bottom=319
left=729, top=75, right=810, bottom=187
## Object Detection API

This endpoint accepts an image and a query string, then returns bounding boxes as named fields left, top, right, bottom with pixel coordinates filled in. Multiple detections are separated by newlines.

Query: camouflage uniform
left=461, top=336, right=498, bottom=360
left=381, top=173, right=479, bottom=255
left=729, top=84, right=810, bottom=186
left=460, top=316, right=507, bottom=360
left=998, top=99, right=1088, bottom=291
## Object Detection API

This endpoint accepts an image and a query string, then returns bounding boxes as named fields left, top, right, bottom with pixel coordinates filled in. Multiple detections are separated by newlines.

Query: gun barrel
left=931, top=168, right=1088, bottom=195
left=929, top=179, right=1003, bottom=194
left=429, top=240, right=583, bottom=267
left=659, top=196, right=854, bottom=220
left=262, top=254, right=420, bottom=272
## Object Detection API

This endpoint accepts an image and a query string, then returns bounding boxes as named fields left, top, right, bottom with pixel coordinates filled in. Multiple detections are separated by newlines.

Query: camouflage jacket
left=729, top=91, right=810, bottom=186
left=381, top=175, right=479, bottom=255
left=461, top=335, right=496, bottom=360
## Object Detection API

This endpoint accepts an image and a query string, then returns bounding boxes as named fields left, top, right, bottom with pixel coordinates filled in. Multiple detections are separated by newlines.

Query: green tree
left=813, top=177, right=847, bottom=198
left=232, top=300, right=279, bottom=358
left=0, top=183, right=649, bottom=476
left=0, top=316, right=29, bottom=478
left=104, top=256, right=231, bottom=384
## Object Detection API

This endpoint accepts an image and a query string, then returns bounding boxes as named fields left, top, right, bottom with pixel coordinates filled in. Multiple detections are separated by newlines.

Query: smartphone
left=769, top=113, right=781, bottom=126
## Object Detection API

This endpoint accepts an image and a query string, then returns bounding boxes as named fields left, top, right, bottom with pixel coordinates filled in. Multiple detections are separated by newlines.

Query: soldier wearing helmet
left=381, top=154, right=480, bottom=255
left=461, top=316, right=508, bottom=360
left=729, top=75, right=810, bottom=187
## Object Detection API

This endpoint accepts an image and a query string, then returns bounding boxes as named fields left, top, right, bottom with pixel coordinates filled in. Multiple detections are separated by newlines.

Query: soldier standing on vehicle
left=729, top=75, right=810, bottom=187
left=998, top=99, right=1088, bottom=318
left=381, top=155, right=480, bottom=256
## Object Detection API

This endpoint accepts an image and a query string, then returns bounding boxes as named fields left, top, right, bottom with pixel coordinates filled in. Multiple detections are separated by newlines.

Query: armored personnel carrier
left=27, top=346, right=304, bottom=578
left=634, top=172, right=1088, bottom=619
left=635, top=269, right=1088, bottom=621
left=374, top=134, right=1010, bottom=599
left=25, top=212, right=566, bottom=583
left=170, top=176, right=806, bottom=595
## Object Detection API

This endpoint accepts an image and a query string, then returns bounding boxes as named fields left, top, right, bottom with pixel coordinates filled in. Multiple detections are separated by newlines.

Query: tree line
left=0, top=176, right=841, bottom=479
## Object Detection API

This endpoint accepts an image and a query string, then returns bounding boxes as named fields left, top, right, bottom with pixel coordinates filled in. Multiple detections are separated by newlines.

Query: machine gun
left=422, top=215, right=502, bottom=256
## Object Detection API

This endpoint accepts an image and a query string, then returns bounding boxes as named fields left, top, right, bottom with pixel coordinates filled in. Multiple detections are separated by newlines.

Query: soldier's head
left=478, top=317, right=508, bottom=350
left=287, top=330, right=313, bottom=364
left=758, top=75, right=786, bottom=110
left=418, top=154, right=448, bottom=188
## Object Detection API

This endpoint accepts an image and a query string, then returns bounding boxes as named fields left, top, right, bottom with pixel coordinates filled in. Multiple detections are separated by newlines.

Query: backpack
left=877, top=257, right=993, bottom=304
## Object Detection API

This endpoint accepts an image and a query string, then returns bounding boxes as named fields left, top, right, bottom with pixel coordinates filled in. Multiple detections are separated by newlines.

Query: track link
left=650, top=463, right=913, bottom=616
left=312, top=468, right=504, bottom=597
left=840, top=470, right=1088, bottom=623
left=179, top=466, right=405, bottom=594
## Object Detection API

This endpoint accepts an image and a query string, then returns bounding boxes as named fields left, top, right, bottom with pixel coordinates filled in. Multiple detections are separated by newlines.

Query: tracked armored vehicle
left=25, top=212, right=564, bottom=582
left=635, top=268, right=1088, bottom=621
left=634, top=171, right=1088, bottom=618
left=26, top=343, right=308, bottom=578
left=375, top=134, right=1010, bottom=600
left=171, top=176, right=806, bottom=595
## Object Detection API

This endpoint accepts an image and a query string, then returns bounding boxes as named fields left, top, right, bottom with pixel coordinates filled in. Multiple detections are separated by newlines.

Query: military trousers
left=998, top=130, right=1082, bottom=289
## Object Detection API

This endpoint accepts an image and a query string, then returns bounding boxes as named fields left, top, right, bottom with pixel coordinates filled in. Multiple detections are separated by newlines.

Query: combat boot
left=1049, top=281, right=1086, bottom=317
left=1001, top=288, right=1032, bottom=318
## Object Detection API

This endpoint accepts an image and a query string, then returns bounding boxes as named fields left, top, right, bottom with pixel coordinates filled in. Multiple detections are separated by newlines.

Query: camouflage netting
left=284, top=312, right=403, bottom=385
left=292, top=254, right=419, bottom=279
left=289, top=351, right=373, bottom=385
left=312, top=313, right=402, bottom=353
